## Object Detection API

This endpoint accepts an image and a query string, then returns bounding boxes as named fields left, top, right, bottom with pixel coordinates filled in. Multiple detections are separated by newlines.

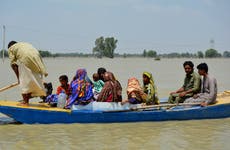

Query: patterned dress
left=65, top=69, right=93, bottom=108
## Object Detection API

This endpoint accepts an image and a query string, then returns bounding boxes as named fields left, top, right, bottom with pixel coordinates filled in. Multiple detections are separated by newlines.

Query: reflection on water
left=0, top=118, right=230, bottom=150
left=0, top=117, right=18, bottom=125
left=0, top=58, right=230, bottom=149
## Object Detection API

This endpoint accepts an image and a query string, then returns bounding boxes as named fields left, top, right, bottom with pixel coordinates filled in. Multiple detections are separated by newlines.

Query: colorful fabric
left=97, top=72, right=122, bottom=102
left=93, top=80, right=104, bottom=93
left=65, top=69, right=93, bottom=108
left=56, top=84, right=70, bottom=96
left=128, top=98, right=142, bottom=104
left=45, top=94, right=58, bottom=105
left=45, top=84, right=70, bottom=106
left=143, top=72, right=159, bottom=105
left=126, top=77, right=147, bottom=103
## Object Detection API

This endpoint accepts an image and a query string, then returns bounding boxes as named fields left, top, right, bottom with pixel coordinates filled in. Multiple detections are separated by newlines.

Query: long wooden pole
left=0, top=82, right=19, bottom=92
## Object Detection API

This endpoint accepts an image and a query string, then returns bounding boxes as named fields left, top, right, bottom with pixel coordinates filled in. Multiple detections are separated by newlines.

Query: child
left=142, top=72, right=159, bottom=105
left=56, top=75, right=70, bottom=96
left=40, top=82, right=53, bottom=103
left=92, top=73, right=104, bottom=100
left=45, top=75, right=70, bottom=107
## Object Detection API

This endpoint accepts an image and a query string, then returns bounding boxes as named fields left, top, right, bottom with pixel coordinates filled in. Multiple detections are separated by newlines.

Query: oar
left=0, top=82, right=19, bottom=92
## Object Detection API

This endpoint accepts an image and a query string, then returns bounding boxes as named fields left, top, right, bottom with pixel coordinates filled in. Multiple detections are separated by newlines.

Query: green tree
left=104, top=37, right=118, bottom=58
left=205, top=49, right=221, bottom=58
left=223, top=51, right=230, bottom=58
left=147, top=50, right=157, bottom=57
left=93, top=36, right=118, bottom=58
left=93, top=36, right=104, bottom=58
left=197, top=51, right=204, bottom=58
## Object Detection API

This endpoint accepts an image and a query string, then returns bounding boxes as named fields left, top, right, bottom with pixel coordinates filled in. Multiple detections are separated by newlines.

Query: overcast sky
left=1, top=0, right=230, bottom=54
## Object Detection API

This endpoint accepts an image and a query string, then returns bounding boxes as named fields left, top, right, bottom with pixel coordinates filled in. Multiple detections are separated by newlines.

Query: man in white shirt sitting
left=184, top=63, right=217, bottom=106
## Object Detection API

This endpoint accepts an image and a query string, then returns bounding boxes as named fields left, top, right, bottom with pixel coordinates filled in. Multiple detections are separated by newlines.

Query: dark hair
left=8, top=41, right=17, bottom=49
left=197, top=63, right=208, bottom=73
left=97, top=67, right=106, bottom=75
left=59, top=75, right=68, bottom=82
left=183, top=61, right=194, bottom=68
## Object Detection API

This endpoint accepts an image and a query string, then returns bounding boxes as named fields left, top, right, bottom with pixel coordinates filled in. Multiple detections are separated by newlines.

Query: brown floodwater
left=0, top=57, right=229, bottom=150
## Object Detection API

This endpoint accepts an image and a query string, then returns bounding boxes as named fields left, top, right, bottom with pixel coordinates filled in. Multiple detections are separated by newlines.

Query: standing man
left=168, top=61, right=201, bottom=103
left=8, top=41, right=48, bottom=105
left=184, top=63, right=217, bottom=106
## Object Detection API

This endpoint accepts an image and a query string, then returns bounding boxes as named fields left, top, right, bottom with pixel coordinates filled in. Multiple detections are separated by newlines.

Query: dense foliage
left=205, top=49, right=221, bottom=58
left=143, top=50, right=157, bottom=58
left=93, top=36, right=118, bottom=58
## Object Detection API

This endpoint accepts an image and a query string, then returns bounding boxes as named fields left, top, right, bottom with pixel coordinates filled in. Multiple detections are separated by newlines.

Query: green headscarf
left=143, top=71, right=159, bottom=104
left=143, top=71, right=154, bottom=86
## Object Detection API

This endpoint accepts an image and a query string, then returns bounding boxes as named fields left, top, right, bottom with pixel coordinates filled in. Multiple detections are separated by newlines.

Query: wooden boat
left=0, top=91, right=230, bottom=124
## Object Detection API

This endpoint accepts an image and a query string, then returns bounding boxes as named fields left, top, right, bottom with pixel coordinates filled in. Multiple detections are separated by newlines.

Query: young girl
left=142, top=72, right=159, bottom=105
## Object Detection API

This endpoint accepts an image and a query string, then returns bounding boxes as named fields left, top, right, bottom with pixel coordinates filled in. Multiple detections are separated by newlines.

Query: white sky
left=1, top=0, right=230, bottom=54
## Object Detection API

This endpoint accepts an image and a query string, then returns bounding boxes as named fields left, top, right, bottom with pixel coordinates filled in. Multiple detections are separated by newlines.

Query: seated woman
left=45, top=75, right=70, bottom=107
left=142, top=72, right=159, bottom=105
left=65, top=69, right=94, bottom=109
left=122, top=77, right=147, bottom=104
left=97, top=71, right=122, bottom=102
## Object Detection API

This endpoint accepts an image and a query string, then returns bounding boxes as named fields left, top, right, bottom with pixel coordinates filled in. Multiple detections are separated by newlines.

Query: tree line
left=1, top=36, right=230, bottom=58
left=1, top=48, right=229, bottom=59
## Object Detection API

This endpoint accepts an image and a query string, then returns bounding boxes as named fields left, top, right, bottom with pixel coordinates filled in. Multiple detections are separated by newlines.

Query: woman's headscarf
left=143, top=71, right=155, bottom=86
left=98, top=71, right=122, bottom=102
left=66, top=69, right=93, bottom=108
left=142, top=71, right=159, bottom=104
left=127, top=77, right=147, bottom=101
left=127, top=77, right=143, bottom=95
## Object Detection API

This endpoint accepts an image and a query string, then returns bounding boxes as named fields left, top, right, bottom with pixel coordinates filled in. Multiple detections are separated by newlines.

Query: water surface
left=0, top=58, right=229, bottom=150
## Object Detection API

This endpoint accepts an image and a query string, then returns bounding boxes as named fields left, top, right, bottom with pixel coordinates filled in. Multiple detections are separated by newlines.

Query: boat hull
left=0, top=102, right=230, bottom=124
